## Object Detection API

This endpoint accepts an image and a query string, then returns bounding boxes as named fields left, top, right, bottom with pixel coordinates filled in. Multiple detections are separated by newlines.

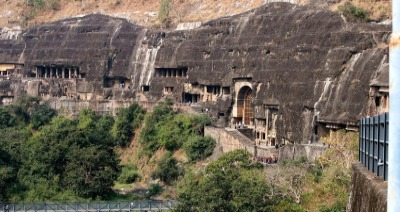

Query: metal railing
left=0, top=201, right=178, bottom=212
left=359, top=113, right=389, bottom=180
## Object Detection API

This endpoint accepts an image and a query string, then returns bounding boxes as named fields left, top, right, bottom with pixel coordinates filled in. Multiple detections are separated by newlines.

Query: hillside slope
left=0, top=0, right=392, bottom=29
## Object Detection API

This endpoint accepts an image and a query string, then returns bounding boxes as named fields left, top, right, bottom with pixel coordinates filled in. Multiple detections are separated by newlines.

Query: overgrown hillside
left=0, top=0, right=391, bottom=28
left=0, top=95, right=358, bottom=211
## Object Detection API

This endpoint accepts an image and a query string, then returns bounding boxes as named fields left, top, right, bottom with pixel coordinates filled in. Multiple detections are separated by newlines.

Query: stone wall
left=205, top=126, right=300, bottom=160
left=347, top=162, right=387, bottom=212
left=205, top=127, right=255, bottom=160
left=278, top=143, right=327, bottom=161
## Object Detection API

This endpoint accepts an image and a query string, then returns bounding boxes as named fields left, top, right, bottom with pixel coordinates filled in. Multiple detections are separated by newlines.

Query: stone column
left=62, top=68, right=65, bottom=78
left=44, top=68, right=48, bottom=78
left=265, top=108, right=269, bottom=146
left=50, top=68, right=53, bottom=78
left=69, top=68, right=72, bottom=79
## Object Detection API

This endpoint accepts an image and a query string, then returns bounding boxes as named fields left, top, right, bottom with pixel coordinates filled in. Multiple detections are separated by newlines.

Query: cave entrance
left=183, top=93, right=200, bottom=103
left=237, top=86, right=253, bottom=126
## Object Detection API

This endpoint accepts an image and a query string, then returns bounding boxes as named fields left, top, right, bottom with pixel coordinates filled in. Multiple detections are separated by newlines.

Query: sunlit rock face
left=0, top=2, right=390, bottom=144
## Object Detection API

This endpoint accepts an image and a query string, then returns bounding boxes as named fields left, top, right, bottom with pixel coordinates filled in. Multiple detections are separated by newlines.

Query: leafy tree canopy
left=176, top=149, right=269, bottom=211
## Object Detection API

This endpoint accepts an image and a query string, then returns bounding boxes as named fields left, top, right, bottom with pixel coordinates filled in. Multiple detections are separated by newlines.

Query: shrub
left=320, top=203, right=346, bottom=212
left=177, top=149, right=269, bottom=211
left=50, top=1, right=61, bottom=11
left=152, top=152, right=182, bottom=184
left=0, top=108, right=15, bottom=129
left=338, top=2, right=370, bottom=22
left=184, top=135, right=216, bottom=161
left=30, top=104, right=57, bottom=130
left=118, top=165, right=140, bottom=184
left=112, top=104, right=146, bottom=147
left=147, top=183, right=164, bottom=198
left=158, top=0, right=171, bottom=27
left=139, top=100, right=174, bottom=153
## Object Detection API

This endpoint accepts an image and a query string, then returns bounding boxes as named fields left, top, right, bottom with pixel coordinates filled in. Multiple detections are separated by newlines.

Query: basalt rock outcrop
left=0, top=2, right=390, bottom=144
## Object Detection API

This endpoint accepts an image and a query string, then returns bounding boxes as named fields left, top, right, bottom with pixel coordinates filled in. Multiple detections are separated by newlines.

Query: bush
left=320, top=203, right=346, bottom=212
left=147, top=183, right=164, bottom=198
left=176, top=149, right=269, bottom=211
left=0, top=108, right=16, bottom=129
left=50, top=0, right=61, bottom=11
left=118, top=165, right=140, bottom=184
left=152, top=152, right=182, bottom=184
left=30, top=104, right=57, bottom=130
left=184, top=135, right=216, bottom=161
left=112, top=104, right=146, bottom=147
left=338, top=2, right=370, bottom=22
left=158, top=0, right=171, bottom=27
left=139, top=100, right=174, bottom=153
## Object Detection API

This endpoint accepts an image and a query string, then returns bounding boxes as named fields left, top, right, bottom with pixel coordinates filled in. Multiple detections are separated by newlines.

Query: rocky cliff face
left=0, top=2, right=390, bottom=144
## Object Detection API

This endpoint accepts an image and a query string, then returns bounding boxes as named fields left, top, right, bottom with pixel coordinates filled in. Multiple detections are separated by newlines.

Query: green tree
left=30, top=104, right=57, bottom=129
left=118, top=164, right=140, bottom=184
left=157, top=113, right=192, bottom=150
left=0, top=107, right=16, bottom=129
left=0, top=147, right=16, bottom=201
left=152, top=152, right=181, bottom=184
left=184, top=135, right=215, bottom=161
left=146, top=183, right=164, bottom=199
left=19, top=114, right=119, bottom=200
left=113, top=104, right=146, bottom=147
left=65, top=145, right=119, bottom=199
left=139, top=100, right=174, bottom=153
left=191, top=114, right=211, bottom=135
left=176, top=149, right=270, bottom=211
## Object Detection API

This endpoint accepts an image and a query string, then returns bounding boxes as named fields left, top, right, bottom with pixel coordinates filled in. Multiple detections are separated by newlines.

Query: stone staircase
left=237, top=128, right=256, bottom=140
left=225, top=128, right=255, bottom=146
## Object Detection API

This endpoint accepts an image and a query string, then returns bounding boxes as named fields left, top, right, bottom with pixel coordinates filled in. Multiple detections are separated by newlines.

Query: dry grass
left=0, top=0, right=392, bottom=29
left=332, top=0, right=392, bottom=20
left=0, top=0, right=391, bottom=27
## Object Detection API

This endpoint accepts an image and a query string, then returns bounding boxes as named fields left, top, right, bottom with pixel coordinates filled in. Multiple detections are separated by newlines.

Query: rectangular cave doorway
left=183, top=93, right=200, bottom=103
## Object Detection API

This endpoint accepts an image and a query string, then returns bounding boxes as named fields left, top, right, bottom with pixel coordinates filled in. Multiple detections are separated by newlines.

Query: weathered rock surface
left=0, top=2, right=390, bottom=144
left=348, top=162, right=387, bottom=212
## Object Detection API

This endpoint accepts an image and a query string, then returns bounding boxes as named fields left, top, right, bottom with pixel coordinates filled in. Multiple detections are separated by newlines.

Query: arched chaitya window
left=243, top=90, right=253, bottom=125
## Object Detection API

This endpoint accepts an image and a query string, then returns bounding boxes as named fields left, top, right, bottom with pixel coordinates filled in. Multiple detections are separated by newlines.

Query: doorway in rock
left=237, top=86, right=253, bottom=126
left=244, top=89, right=253, bottom=125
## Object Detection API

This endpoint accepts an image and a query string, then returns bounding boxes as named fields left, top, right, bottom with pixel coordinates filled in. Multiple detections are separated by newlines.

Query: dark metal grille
left=359, top=113, right=389, bottom=180
left=0, top=201, right=178, bottom=212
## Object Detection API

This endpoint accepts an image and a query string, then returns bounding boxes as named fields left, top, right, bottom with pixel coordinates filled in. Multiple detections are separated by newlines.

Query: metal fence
left=0, top=201, right=178, bottom=212
left=359, top=112, right=389, bottom=180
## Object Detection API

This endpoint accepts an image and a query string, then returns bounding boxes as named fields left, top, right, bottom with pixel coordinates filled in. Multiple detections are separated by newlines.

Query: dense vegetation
left=175, top=130, right=358, bottom=211
left=139, top=99, right=213, bottom=155
left=0, top=97, right=215, bottom=202
left=0, top=95, right=356, bottom=212
left=176, top=149, right=270, bottom=211
left=0, top=101, right=120, bottom=201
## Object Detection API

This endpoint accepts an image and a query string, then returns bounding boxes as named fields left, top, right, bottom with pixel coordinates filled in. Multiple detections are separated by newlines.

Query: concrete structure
left=348, top=162, right=387, bottom=212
